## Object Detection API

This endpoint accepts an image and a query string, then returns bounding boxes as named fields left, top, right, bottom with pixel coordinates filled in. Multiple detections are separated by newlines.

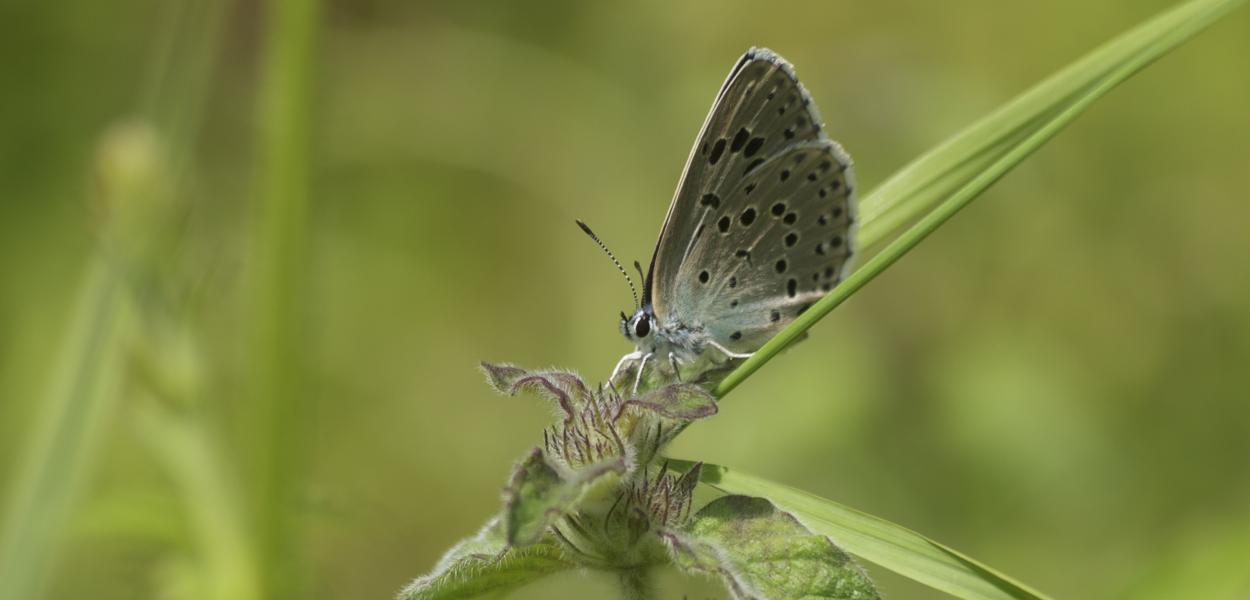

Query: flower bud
left=90, top=119, right=176, bottom=284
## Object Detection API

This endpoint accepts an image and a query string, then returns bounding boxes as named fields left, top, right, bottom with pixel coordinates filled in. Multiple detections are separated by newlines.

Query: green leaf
left=398, top=517, right=574, bottom=600
left=663, top=495, right=879, bottom=600
left=480, top=362, right=593, bottom=418
left=504, top=448, right=626, bottom=546
left=134, top=405, right=261, bottom=600
left=668, top=460, right=1049, bottom=600
left=713, top=0, right=1244, bottom=399
left=625, top=383, right=718, bottom=420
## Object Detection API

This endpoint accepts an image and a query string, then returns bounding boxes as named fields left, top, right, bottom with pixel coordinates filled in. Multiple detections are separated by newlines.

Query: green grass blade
left=713, top=0, right=1243, bottom=399
left=858, top=0, right=1244, bottom=248
left=246, top=0, right=319, bottom=595
left=0, top=260, right=130, bottom=600
left=667, top=460, right=1050, bottom=600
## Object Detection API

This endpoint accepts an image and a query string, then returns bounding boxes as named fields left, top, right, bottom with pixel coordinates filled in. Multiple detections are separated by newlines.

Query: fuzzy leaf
left=668, top=459, right=1049, bottom=600
left=479, top=362, right=528, bottom=392
left=504, top=448, right=626, bottom=546
left=664, top=495, right=879, bottom=600
left=398, top=516, right=572, bottom=600
left=673, top=461, right=703, bottom=503
left=626, top=383, right=718, bottom=421
left=480, top=362, right=593, bottom=419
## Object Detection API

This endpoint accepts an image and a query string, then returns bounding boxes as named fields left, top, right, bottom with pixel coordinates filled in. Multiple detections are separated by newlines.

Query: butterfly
left=583, top=47, right=857, bottom=393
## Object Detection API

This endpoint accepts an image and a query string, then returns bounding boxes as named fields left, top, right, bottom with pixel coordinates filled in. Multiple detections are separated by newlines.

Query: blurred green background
left=3, top=1, right=1249, bottom=598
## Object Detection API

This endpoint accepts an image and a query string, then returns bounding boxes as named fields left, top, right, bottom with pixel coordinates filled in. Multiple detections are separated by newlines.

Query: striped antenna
left=576, top=219, right=639, bottom=308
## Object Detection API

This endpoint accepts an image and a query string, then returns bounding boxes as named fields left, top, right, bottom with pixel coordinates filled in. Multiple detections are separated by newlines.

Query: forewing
left=649, top=48, right=856, bottom=352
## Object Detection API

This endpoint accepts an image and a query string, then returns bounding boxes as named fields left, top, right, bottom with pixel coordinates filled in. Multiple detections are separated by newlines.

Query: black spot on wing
left=731, top=128, right=750, bottom=153
left=708, top=138, right=726, bottom=165
left=744, top=137, right=765, bottom=157
left=739, top=207, right=757, bottom=226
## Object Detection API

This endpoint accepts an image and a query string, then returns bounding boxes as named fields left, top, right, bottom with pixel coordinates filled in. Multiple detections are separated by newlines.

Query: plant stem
left=618, top=568, right=654, bottom=600
left=0, top=259, right=130, bottom=600
left=136, top=406, right=261, bottom=600
left=247, top=0, right=320, bottom=595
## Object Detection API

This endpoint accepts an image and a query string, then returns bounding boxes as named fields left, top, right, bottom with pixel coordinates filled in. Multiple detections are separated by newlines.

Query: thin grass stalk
left=246, top=0, right=320, bottom=596
left=0, top=260, right=130, bottom=600
left=148, top=0, right=231, bottom=187
left=714, top=0, right=1243, bottom=398
left=857, top=0, right=1242, bottom=248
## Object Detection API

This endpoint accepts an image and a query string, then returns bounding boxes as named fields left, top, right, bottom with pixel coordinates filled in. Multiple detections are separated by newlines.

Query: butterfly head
left=620, top=305, right=656, bottom=342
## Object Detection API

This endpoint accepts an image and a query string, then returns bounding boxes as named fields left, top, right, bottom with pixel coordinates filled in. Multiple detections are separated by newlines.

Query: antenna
left=576, top=219, right=639, bottom=308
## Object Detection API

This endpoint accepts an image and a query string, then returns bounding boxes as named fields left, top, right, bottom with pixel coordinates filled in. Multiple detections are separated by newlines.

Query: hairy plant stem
left=618, top=568, right=654, bottom=600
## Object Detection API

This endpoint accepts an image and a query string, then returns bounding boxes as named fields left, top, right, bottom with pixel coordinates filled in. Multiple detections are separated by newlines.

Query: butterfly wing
left=647, top=47, right=856, bottom=353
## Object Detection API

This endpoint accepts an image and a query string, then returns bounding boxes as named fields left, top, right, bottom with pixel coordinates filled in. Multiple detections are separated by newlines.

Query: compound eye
left=634, top=316, right=651, bottom=338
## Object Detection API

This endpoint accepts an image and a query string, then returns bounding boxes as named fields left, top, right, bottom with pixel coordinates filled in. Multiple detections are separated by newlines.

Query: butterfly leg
left=668, top=352, right=683, bottom=382
left=610, top=350, right=643, bottom=384
left=707, top=340, right=754, bottom=360
left=632, top=352, right=654, bottom=395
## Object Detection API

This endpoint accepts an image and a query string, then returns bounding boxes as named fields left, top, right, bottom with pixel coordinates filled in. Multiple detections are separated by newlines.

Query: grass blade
left=0, top=260, right=130, bottom=600
left=246, top=0, right=319, bottom=595
left=714, top=0, right=1243, bottom=399
left=667, top=460, right=1050, bottom=600
left=858, top=0, right=1244, bottom=248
